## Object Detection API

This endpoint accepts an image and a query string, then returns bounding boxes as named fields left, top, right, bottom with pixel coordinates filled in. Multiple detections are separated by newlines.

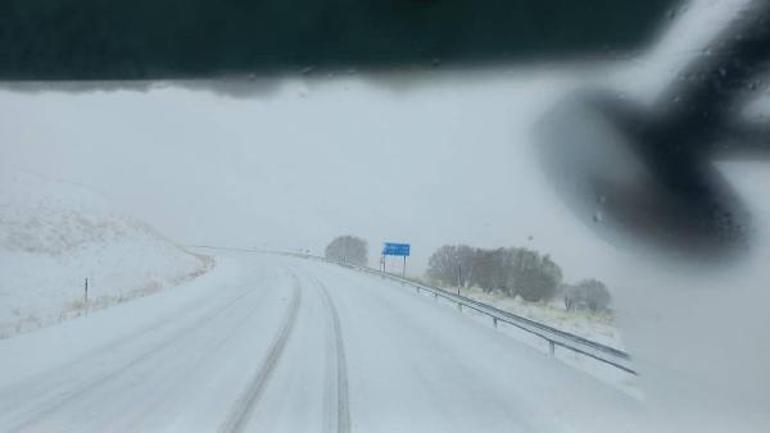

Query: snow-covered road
left=0, top=251, right=643, bottom=433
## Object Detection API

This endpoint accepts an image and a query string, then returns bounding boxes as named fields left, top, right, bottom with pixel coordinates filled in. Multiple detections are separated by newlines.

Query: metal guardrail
left=187, top=245, right=636, bottom=375
left=335, top=262, right=637, bottom=376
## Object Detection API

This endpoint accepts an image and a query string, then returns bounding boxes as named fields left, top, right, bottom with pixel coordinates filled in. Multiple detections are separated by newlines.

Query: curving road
left=0, top=251, right=643, bottom=433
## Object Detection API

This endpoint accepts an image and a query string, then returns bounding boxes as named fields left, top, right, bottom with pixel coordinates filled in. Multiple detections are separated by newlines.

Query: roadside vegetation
left=426, top=244, right=611, bottom=313
left=424, top=244, right=618, bottom=346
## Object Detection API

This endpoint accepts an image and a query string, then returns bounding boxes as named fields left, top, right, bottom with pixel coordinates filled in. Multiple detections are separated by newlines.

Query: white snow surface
left=455, top=286, right=624, bottom=350
left=0, top=169, right=212, bottom=337
left=0, top=251, right=650, bottom=433
left=412, top=285, right=639, bottom=396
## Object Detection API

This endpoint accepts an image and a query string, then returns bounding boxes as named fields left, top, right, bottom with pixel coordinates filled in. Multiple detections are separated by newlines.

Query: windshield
left=1, top=1, right=769, bottom=432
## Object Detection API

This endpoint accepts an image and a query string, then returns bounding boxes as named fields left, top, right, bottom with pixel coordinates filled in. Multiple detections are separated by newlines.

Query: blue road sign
left=382, top=242, right=410, bottom=256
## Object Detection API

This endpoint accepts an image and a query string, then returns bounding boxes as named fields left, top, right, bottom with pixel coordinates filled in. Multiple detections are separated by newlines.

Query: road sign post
left=382, top=242, right=410, bottom=277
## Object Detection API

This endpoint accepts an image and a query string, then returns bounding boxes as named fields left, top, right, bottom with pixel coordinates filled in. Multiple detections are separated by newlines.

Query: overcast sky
left=0, top=0, right=755, bottom=282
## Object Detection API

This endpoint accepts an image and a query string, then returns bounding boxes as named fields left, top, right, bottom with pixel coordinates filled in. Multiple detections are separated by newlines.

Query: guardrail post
left=548, top=341, right=556, bottom=357
left=433, top=292, right=438, bottom=301
left=492, top=317, right=498, bottom=329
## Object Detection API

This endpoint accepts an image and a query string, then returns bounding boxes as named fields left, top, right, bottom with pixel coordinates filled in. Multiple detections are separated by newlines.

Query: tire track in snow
left=103, top=289, right=273, bottom=433
left=2, top=289, right=258, bottom=433
left=218, top=274, right=302, bottom=433
left=312, top=276, right=351, bottom=433
left=0, top=287, right=251, bottom=409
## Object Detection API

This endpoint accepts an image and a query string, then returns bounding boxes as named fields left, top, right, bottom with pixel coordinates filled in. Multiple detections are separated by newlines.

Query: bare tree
left=509, top=249, right=563, bottom=302
left=455, top=244, right=477, bottom=288
left=564, top=279, right=611, bottom=312
left=325, top=235, right=368, bottom=266
left=427, top=244, right=564, bottom=302
left=426, top=245, right=459, bottom=286
left=426, top=244, right=477, bottom=287
left=470, top=248, right=512, bottom=294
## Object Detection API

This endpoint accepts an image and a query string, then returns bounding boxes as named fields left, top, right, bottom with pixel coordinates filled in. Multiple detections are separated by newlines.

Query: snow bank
left=447, top=285, right=625, bottom=349
left=415, top=283, right=639, bottom=395
left=0, top=169, right=213, bottom=338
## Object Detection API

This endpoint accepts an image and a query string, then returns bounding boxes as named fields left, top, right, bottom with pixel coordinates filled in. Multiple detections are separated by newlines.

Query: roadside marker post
left=84, top=277, right=89, bottom=317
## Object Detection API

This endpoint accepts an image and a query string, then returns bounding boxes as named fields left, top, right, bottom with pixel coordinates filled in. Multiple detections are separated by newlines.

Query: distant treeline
left=426, top=245, right=611, bottom=312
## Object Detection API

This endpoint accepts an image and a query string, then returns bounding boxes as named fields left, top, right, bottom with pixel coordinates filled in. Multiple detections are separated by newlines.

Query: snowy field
left=0, top=169, right=213, bottom=338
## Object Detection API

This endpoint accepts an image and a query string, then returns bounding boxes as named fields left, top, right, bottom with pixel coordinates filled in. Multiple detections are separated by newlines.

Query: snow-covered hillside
left=0, top=169, right=213, bottom=338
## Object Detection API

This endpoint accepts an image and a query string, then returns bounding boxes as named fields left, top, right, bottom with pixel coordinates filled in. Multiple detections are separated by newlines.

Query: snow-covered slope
left=0, top=169, right=213, bottom=337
